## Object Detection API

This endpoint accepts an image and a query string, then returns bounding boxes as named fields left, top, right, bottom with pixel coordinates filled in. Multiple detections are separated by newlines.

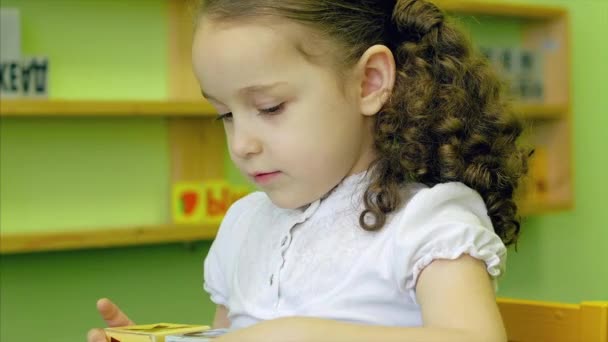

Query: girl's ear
left=355, top=44, right=396, bottom=116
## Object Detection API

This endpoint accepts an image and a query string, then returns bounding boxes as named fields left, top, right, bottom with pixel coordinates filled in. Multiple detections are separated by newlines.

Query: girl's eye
left=215, top=112, right=233, bottom=122
left=259, top=103, right=285, bottom=115
left=215, top=103, right=285, bottom=122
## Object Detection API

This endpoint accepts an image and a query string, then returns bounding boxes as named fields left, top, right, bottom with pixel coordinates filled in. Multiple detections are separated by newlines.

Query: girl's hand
left=87, top=298, right=135, bottom=342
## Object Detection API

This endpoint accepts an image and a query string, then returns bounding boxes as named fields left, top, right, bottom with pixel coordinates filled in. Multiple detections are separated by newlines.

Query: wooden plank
left=522, top=15, right=570, bottom=107
left=516, top=12, right=572, bottom=217
left=581, top=302, right=608, bottom=342
left=516, top=120, right=574, bottom=216
left=0, top=224, right=218, bottom=254
left=168, top=0, right=202, bottom=101
left=525, top=15, right=574, bottom=215
left=497, top=298, right=608, bottom=342
left=518, top=196, right=572, bottom=217
left=435, top=0, right=567, bottom=19
left=543, top=119, right=573, bottom=211
left=498, top=298, right=581, bottom=342
left=515, top=103, right=568, bottom=120
left=168, top=118, right=226, bottom=182
left=0, top=100, right=216, bottom=117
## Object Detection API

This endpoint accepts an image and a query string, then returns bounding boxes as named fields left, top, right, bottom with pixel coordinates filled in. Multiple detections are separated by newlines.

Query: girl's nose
left=230, top=123, right=262, bottom=159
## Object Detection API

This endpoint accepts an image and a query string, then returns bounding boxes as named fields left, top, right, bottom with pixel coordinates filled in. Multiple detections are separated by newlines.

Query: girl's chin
left=266, top=191, right=314, bottom=211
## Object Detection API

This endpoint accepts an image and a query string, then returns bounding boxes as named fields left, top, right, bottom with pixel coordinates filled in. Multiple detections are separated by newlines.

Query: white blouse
left=203, top=172, right=506, bottom=330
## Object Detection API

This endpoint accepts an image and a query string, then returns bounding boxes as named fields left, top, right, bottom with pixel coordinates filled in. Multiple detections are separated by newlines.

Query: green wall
left=1, top=0, right=606, bottom=341
left=488, top=0, right=608, bottom=301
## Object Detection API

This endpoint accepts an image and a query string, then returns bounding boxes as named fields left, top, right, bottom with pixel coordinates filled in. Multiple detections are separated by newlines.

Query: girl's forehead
left=194, top=16, right=335, bottom=67
left=192, top=17, right=339, bottom=93
left=195, top=17, right=305, bottom=44
left=193, top=21, right=298, bottom=81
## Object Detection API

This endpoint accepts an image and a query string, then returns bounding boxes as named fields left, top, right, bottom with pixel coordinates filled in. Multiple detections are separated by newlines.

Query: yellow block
left=200, top=181, right=249, bottom=225
left=172, top=181, right=250, bottom=225
left=105, top=323, right=209, bottom=342
left=172, top=183, right=206, bottom=224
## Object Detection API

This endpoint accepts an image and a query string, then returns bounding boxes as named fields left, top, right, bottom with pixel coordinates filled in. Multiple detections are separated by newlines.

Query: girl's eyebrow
left=201, top=90, right=219, bottom=102
left=201, top=81, right=288, bottom=102
left=240, top=81, right=288, bottom=95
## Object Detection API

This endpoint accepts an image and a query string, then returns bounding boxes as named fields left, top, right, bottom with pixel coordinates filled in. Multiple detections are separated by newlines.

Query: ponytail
left=361, top=0, right=530, bottom=246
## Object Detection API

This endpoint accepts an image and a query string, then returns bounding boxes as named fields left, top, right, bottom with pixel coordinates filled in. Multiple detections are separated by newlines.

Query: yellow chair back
left=498, top=298, right=608, bottom=342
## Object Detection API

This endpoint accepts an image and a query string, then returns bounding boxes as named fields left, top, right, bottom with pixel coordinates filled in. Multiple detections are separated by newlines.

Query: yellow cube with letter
left=104, top=323, right=209, bottom=342
left=172, top=181, right=250, bottom=225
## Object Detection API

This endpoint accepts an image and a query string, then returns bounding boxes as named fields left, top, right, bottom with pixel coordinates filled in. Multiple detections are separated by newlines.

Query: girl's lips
left=253, top=171, right=281, bottom=184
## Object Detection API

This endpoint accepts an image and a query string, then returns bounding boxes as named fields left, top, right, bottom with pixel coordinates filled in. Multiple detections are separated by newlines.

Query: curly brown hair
left=199, top=0, right=530, bottom=246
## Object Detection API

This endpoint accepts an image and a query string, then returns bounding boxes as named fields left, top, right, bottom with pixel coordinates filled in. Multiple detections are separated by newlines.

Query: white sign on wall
left=0, top=8, right=49, bottom=98
left=0, top=8, right=21, bottom=61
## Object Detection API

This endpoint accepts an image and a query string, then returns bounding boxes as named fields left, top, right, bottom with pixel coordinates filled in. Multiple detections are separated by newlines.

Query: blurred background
left=1, top=0, right=606, bottom=341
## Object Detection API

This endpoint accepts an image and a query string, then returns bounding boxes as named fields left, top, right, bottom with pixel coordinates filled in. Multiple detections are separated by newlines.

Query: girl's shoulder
left=397, top=181, right=491, bottom=226
left=391, top=182, right=505, bottom=298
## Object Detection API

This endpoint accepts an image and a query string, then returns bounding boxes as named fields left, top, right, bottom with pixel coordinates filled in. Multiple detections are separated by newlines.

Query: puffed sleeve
left=392, top=182, right=507, bottom=303
left=203, top=192, right=263, bottom=306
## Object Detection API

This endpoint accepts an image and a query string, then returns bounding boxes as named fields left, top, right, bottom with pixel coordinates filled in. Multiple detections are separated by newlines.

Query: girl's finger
left=96, top=298, right=135, bottom=327
left=87, top=328, right=107, bottom=342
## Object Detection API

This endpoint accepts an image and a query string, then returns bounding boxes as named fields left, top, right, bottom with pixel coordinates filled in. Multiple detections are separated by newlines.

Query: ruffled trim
left=406, top=246, right=506, bottom=304
left=204, top=281, right=229, bottom=306
left=203, top=245, right=230, bottom=307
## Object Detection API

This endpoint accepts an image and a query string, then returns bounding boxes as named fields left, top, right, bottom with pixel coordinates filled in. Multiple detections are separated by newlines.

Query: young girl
left=88, top=0, right=529, bottom=341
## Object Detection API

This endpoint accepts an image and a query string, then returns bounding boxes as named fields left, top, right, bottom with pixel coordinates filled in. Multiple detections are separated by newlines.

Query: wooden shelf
left=0, top=0, right=572, bottom=253
left=0, top=99, right=217, bottom=117
left=518, top=197, right=573, bottom=217
left=515, top=103, right=568, bottom=120
left=0, top=99, right=566, bottom=120
left=0, top=223, right=219, bottom=254
left=436, top=0, right=567, bottom=19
